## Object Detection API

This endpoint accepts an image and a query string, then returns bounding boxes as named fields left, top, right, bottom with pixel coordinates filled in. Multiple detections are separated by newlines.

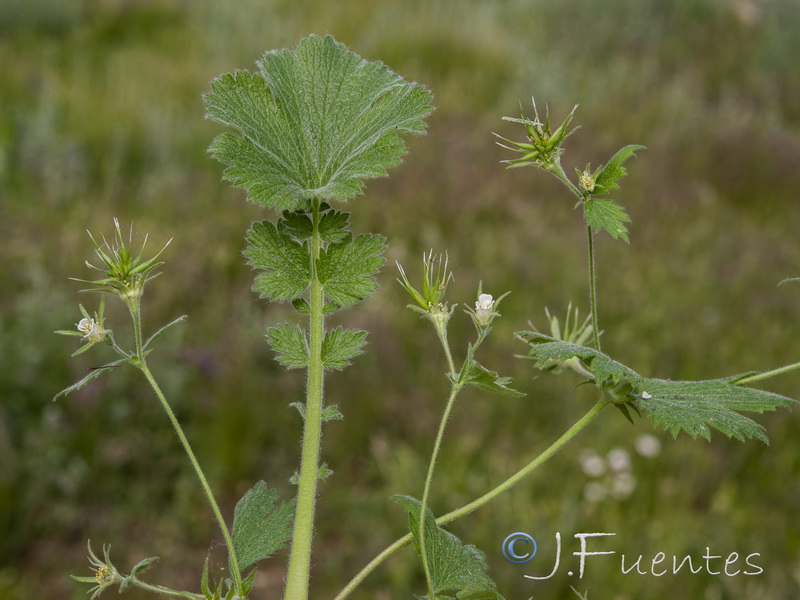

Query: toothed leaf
left=231, top=481, right=295, bottom=573
left=593, top=144, right=645, bottom=194
left=321, top=327, right=367, bottom=370
left=394, top=495, right=503, bottom=600
left=205, top=34, right=433, bottom=211
left=637, top=377, right=796, bottom=443
left=317, top=233, right=387, bottom=308
left=583, top=197, right=631, bottom=242
left=244, top=220, right=311, bottom=303
left=519, top=332, right=797, bottom=442
left=459, top=360, right=525, bottom=397
left=266, top=323, right=309, bottom=368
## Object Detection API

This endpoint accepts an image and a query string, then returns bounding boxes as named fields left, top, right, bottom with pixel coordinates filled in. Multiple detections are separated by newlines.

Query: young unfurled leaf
left=266, top=323, right=309, bottom=368
left=318, top=210, right=351, bottom=244
left=394, top=495, right=503, bottom=600
left=519, top=332, right=640, bottom=388
left=459, top=360, right=525, bottom=397
left=593, top=144, right=645, bottom=195
left=130, top=556, right=159, bottom=576
left=280, top=211, right=314, bottom=240
left=317, top=233, right=387, bottom=308
left=321, top=327, right=368, bottom=370
left=230, top=481, right=295, bottom=574
left=205, top=34, right=434, bottom=211
left=519, top=332, right=796, bottom=442
left=637, top=377, right=796, bottom=443
left=583, top=197, right=632, bottom=242
left=244, top=221, right=311, bottom=303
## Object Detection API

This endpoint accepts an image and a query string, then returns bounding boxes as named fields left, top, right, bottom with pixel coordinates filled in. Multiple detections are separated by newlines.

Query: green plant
left=54, top=35, right=800, bottom=600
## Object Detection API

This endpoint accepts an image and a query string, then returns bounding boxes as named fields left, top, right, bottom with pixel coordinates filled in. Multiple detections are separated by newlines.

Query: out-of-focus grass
left=2, top=0, right=800, bottom=598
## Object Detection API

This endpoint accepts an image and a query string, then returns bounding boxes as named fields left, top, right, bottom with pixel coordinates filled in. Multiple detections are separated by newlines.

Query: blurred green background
left=2, top=0, right=800, bottom=598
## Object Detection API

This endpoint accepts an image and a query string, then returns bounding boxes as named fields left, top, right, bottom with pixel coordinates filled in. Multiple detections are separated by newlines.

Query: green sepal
left=131, top=556, right=159, bottom=576
left=394, top=495, right=503, bottom=600
left=592, top=144, right=645, bottom=195
left=201, top=557, right=212, bottom=598
left=322, top=327, right=368, bottom=370
left=582, top=197, right=631, bottom=242
left=244, top=220, right=311, bottom=303
left=266, top=323, right=309, bottom=368
left=317, top=233, right=387, bottom=308
left=241, top=569, right=257, bottom=597
left=118, top=575, right=134, bottom=593
left=458, top=359, right=525, bottom=397
left=230, top=481, right=295, bottom=573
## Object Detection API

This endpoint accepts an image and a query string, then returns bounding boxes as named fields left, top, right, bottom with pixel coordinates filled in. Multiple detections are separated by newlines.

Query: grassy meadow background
left=2, top=0, right=800, bottom=598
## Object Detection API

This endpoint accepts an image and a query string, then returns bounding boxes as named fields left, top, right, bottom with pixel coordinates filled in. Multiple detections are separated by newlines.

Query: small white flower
left=475, top=293, right=494, bottom=325
left=77, top=317, right=104, bottom=342
left=476, top=294, right=494, bottom=310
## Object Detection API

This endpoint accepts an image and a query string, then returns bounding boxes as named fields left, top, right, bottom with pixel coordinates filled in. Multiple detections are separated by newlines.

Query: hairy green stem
left=586, top=225, right=601, bottom=351
left=284, top=202, right=326, bottom=600
left=126, top=577, right=204, bottom=599
left=127, top=293, right=242, bottom=593
left=138, top=363, right=242, bottom=593
left=334, top=397, right=610, bottom=600
left=419, top=384, right=461, bottom=597
left=735, top=361, right=800, bottom=385
left=438, top=396, right=609, bottom=523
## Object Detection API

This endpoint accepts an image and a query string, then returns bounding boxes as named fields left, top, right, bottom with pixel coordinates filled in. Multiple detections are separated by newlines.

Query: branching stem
left=334, top=396, right=610, bottom=600
left=135, top=335, right=242, bottom=594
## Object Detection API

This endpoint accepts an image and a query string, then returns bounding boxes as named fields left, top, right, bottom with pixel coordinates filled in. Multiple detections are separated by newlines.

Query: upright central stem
left=285, top=201, right=326, bottom=600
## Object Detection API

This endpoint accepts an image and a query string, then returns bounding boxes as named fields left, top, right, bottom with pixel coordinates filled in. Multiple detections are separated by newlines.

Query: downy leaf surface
left=583, top=197, right=632, bottom=242
left=230, top=481, right=295, bottom=573
left=321, top=327, right=368, bottom=370
left=317, top=233, right=387, bottom=308
left=519, top=332, right=796, bottom=442
left=244, top=220, right=310, bottom=302
left=593, top=144, right=645, bottom=194
left=205, top=34, right=434, bottom=211
left=266, top=323, right=309, bottom=368
left=394, top=495, right=503, bottom=600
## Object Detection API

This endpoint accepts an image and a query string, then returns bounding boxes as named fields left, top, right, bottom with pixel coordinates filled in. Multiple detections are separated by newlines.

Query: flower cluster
left=76, top=218, right=171, bottom=302
left=396, top=250, right=454, bottom=320
left=495, top=99, right=578, bottom=171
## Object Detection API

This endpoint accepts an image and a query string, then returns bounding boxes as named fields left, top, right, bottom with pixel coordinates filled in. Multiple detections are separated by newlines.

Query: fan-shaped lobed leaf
left=205, top=35, right=434, bottom=211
